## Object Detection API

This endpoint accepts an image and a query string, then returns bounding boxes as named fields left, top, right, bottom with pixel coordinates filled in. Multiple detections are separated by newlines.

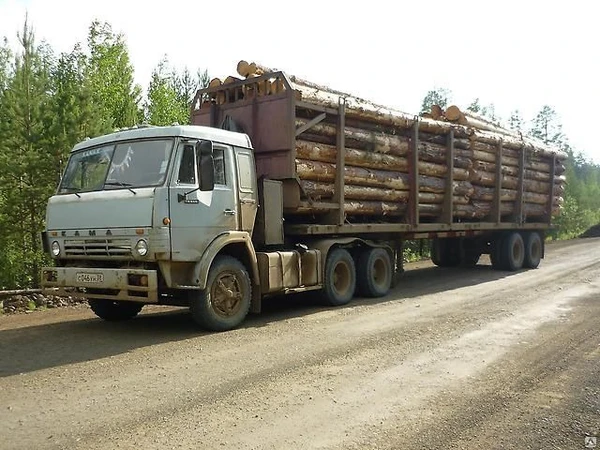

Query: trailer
left=40, top=68, right=565, bottom=331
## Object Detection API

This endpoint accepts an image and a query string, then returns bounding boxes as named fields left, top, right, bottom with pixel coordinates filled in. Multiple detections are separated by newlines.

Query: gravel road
left=2, top=238, right=600, bottom=450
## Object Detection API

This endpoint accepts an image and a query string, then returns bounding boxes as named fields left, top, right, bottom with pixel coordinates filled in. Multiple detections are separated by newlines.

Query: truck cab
left=41, top=125, right=286, bottom=330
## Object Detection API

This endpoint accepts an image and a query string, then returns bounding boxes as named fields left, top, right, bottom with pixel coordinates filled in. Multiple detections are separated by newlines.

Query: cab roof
left=71, top=125, right=253, bottom=152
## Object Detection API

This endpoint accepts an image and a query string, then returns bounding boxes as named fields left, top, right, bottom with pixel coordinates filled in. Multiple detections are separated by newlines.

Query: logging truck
left=40, top=66, right=565, bottom=331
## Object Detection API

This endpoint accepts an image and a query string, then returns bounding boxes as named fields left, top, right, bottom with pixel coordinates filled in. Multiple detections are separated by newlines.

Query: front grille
left=64, top=238, right=132, bottom=257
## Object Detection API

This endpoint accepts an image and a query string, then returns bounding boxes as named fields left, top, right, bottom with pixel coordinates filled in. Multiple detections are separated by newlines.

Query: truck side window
left=178, top=145, right=196, bottom=184
left=214, top=148, right=226, bottom=185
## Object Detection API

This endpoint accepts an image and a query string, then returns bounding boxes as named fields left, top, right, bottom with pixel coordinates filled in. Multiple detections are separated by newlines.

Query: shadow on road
left=0, top=262, right=516, bottom=377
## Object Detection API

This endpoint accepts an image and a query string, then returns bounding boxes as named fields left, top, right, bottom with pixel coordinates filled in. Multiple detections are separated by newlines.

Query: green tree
left=530, top=105, right=565, bottom=147
left=0, top=19, right=54, bottom=287
left=146, top=57, right=210, bottom=125
left=508, top=109, right=524, bottom=132
left=87, top=20, right=141, bottom=129
left=49, top=44, right=112, bottom=184
left=420, top=87, right=451, bottom=115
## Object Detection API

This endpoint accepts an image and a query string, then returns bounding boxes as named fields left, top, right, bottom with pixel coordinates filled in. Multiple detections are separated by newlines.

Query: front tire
left=322, top=248, right=356, bottom=306
left=357, top=248, right=392, bottom=298
left=89, top=299, right=143, bottom=321
left=190, top=255, right=251, bottom=332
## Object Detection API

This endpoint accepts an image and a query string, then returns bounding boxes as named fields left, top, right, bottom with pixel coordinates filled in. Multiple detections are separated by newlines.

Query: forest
left=1, top=19, right=599, bottom=290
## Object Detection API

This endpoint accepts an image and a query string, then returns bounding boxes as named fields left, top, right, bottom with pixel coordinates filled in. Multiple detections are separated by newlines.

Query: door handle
left=224, top=209, right=236, bottom=216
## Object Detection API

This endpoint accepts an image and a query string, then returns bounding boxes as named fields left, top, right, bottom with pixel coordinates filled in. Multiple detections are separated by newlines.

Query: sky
left=1, top=0, right=598, bottom=162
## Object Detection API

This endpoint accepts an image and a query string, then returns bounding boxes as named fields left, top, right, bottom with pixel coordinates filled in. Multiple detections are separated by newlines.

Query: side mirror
left=196, top=140, right=214, bottom=191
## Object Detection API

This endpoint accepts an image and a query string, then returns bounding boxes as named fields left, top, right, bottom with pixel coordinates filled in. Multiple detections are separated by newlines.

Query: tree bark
left=299, top=180, right=471, bottom=204
left=295, top=159, right=474, bottom=195
left=295, top=140, right=471, bottom=179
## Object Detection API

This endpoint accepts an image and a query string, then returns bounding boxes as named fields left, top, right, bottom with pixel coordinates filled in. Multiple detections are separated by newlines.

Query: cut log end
left=445, top=105, right=464, bottom=122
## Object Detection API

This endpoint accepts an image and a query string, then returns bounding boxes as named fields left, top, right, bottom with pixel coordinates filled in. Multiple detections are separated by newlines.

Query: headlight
left=135, top=239, right=148, bottom=257
left=51, top=241, right=61, bottom=257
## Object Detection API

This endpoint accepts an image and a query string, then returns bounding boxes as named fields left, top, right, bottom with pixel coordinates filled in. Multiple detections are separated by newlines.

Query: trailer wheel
left=89, top=299, right=143, bottom=321
left=490, top=238, right=504, bottom=270
left=431, top=238, right=461, bottom=267
left=500, top=232, right=525, bottom=271
left=322, top=248, right=356, bottom=306
left=523, top=232, right=542, bottom=269
left=190, top=255, right=251, bottom=332
left=462, top=251, right=481, bottom=267
left=357, top=248, right=392, bottom=298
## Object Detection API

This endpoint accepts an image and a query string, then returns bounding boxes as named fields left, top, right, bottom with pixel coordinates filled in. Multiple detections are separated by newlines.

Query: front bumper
left=41, top=267, right=158, bottom=303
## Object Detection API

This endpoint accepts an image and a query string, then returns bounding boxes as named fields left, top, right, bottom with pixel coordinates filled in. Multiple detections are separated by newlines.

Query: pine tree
left=86, top=21, right=141, bottom=129
left=530, top=105, right=565, bottom=147
left=508, top=109, right=524, bottom=132
left=0, top=19, right=54, bottom=287
left=420, top=87, right=451, bottom=115
left=146, top=57, right=210, bottom=126
left=49, top=44, right=112, bottom=184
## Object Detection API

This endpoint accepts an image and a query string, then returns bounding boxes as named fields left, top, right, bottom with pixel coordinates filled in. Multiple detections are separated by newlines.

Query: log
left=455, top=202, right=558, bottom=219
left=430, top=105, right=444, bottom=120
left=299, top=180, right=471, bottom=204
left=270, top=78, right=286, bottom=95
left=472, top=186, right=554, bottom=205
left=296, top=120, right=473, bottom=169
left=295, top=140, right=471, bottom=179
left=236, top=60, right=251, bottom=77
left=208, top=78, right=222, bottom=88
left=295, top=159, right=474, bottom=195
left=445, top=105, right=464, bottom=122
left=0, top=288, right=42, bottom=298
left=233, top=61, right=566, bottom=160
left=291, top=201, right=442, bottom=217
left=471, top=160, right=552, bottom=182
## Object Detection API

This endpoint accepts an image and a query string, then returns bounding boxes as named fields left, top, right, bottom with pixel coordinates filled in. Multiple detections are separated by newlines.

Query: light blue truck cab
left=41, top=125, right=328, bottom=331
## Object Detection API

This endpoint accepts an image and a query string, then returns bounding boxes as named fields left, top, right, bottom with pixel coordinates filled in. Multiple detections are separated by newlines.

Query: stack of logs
left=209, top=61, right=567, bottom=221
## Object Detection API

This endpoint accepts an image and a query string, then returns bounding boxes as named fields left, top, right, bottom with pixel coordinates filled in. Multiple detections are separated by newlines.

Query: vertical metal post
left=514, top=146, right=525, bottom=224
left=442, top=129, right=455, bottom=224
left=492, top=141, right=503, bottom=223
left=409, top=120, right=420, bottom=226
left=331, top=97, right=346, bottom=225
left=547, top=154, right=556, bottom=224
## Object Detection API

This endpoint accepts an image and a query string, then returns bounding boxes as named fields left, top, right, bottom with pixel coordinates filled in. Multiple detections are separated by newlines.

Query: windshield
left=59, top=139, right=173, bottom=194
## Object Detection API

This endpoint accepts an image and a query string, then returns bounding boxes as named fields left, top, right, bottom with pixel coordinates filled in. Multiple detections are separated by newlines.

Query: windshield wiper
left=104, top=181, right=137, bottom=195
left=61, top=186, right=81, bottom=197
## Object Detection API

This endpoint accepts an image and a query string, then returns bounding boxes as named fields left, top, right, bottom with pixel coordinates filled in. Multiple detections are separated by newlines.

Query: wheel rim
left=211, top=272, right=244, bottom=318
left=373, top=257, right=389, bottom=289
left=333, top=260, right=352, bottom=296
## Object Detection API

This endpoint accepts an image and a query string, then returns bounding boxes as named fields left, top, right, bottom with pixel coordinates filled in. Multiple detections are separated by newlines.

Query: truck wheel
left=322, top=248, right=356, bottom=306
left=462, top=251, right=481, bottom=267
left=490, top=238, right=504, bottom=270
left=500, top=231, right=525, bottom=271
left=190, top=255, right=251, bottom=332
left=357, top=248, right=392, bottom=298
left=431, top=239, right=461, bottom=267
left=523, top=232, right=542, bottom=269
left=89, top=299, right=143, bottom=321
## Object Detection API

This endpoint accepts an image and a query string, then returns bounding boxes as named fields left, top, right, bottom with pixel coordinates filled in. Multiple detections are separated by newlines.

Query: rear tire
left=89, top=299, right=143, bottom=321
left=500, top=232, right=525, bottom=271
left=523, top=232, right=542, bottom=269
left=322, top=248, right=356, bottom=306
left=190, top=255, right=251, bottom=332
left=357, top=248, right=392, bottom=298
left=431, top=238, right=461, bottom=267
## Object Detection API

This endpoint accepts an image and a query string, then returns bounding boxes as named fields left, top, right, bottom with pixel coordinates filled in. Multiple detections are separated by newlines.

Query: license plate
left=76, top=272, right=104, bottom=283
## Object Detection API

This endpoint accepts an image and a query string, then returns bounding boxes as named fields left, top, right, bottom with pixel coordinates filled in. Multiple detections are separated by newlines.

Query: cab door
left=168, top=142, right=238, bottom=262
